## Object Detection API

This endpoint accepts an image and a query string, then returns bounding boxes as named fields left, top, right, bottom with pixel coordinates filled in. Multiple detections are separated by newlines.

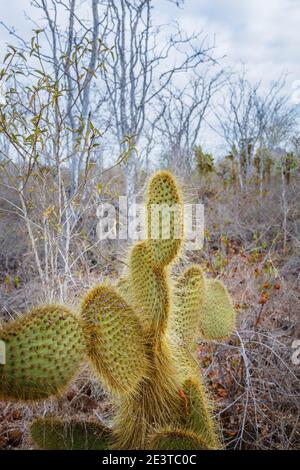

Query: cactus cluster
left=0, top=171, right=237, bottom=450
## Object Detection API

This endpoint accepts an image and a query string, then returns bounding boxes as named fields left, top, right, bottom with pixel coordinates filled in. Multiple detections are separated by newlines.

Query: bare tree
left=216, top=71, right=297, bottom=190
left=98, top=0, right=217, bottom=202
left=153, top=67, right=225, bottom=174
left=0, top=1, right=122, bottom=299
left=215, top=71, right=260, bottom=189
left=254, top=77, right=296, bottom=192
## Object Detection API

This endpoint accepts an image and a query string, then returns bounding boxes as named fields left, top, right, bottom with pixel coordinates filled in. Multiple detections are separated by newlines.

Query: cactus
left=0, top=170, right=237, bottom=450
left=147, top=171, right=183, bottom=268
left=0, top=305, right=85, bottom=401
left=30, top=418, right=111, bottom=450
left=148, top=428, right=210, bottom=450
left=200, top=279, right=236, bottom=340
left=81, top=285, right=148, bottom=396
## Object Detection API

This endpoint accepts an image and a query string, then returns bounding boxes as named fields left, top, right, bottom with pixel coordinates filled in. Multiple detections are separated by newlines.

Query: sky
left=1, top=0, right=299, bottom=84
left=156, top=0, right=300, bottom=87
left=0, top=0, right=299, bottom=156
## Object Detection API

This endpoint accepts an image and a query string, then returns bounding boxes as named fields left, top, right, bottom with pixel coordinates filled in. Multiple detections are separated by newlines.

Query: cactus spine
left=0, top=171, right=237, bottom=450
left=30, top=418, right=111, bottom=450
left=0, top=305, right=85, bottom=401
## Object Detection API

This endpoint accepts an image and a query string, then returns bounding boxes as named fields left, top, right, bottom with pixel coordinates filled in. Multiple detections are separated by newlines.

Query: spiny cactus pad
left=31, top=418, right=111, bottom=450
left=130, top=241, right=170, bottom=333
left=0, top=305, right=85, bottom=401
left=200, top=279, right=236, bottom=340
left=170, top=265, right=206, bottom=348
left=147, top=171, right=183, bottom=268
left=148, top=428, right=210, bottom=450
left=181, top=378, right=220, bottom=449
left=115, top=275, right=133, bottom=306
left=81, top=285, right=148, bottom=396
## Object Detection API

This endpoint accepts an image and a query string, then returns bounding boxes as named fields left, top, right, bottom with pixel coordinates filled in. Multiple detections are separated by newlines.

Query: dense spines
left=148, top=428, right=210, bottom=450
left=115, top=275, right=133, bottom=306
left=81, top=285, right=148, bottom=396
left=200, top=279, right=236, bottom=340
left=0, top=305, right=85, bottom=401
left=170, top=265, right=206, bottom=348
left=180, top=378, right=220, bottom=449
left=130, top=241, right=170, bottom=335
left=112, top=337, right=181, bottom=450
left=146, top=171, right=183, bottom=268
left=31, top=418, right=111, bottom=450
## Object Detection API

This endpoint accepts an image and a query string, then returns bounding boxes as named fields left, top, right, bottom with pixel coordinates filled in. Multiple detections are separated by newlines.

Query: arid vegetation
left=0, top=0, right=299, bottom=450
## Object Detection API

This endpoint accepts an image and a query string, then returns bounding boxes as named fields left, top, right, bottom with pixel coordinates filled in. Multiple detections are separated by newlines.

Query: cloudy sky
left=0, top=0, right=299, bottom=154
left=156, top=0, right=300, bottom=89
left=1, top=0, right=299, bottom=86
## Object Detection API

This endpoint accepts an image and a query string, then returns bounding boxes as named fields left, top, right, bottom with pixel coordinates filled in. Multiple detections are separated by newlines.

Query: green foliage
left=0, top=171, right=237, bottom=450
left=254, top=148, right=274, bottom=178
left=281, top=152, right=299, bottom=184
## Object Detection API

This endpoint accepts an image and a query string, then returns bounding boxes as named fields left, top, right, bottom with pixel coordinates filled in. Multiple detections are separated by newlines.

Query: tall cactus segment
left=168, top=266, right=221, bottom=449
left=130, top=241, right=171, bottom=334
left=147, top=171, right=183, bottom=269
left=0, top=170, right=237, bottom=450
left=0, top=305, right=85, bottom=401
left=170, top=265, right=206, bottom=350
left=82, top=171, right=184, bottom=449
left=180, top=378, right=220, bottom=449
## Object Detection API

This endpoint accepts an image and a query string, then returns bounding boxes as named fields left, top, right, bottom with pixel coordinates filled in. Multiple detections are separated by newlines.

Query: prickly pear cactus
left=0, top=171, right=237, bottom=450
left=0, top=305, right=85, bottom=400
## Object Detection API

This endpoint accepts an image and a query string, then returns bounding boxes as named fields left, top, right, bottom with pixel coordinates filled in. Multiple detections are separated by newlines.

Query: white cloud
left=155, top=0, right=300, bottom=87
left=1, top=0, right=298, bottom=85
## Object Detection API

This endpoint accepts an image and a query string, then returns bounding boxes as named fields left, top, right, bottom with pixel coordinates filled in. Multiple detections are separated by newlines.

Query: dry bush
left=186, top=172, right=300, bottom=449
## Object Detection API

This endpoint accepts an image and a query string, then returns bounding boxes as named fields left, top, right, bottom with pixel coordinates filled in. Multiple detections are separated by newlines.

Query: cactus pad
left=170, top=265, right=205, bottom=347
left=181, top=378, right=220, bottom=448
left=0, top=305, right=85, bottom=401
left=130, top=241, right=170, bottom=333
left=200, top=279, right=236, bottom=340
left=31, top=418, right=111, bottom=450
left=81, top=285, right=148, bottom=395
left=147, top=171, right=183, bottom=268
left=148, top=428, right=210, bottom=450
